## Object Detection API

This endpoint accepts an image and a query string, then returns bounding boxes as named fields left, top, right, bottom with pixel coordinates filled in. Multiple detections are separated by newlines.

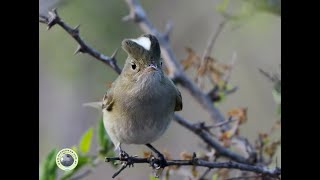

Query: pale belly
left=103, top=72, right=177, bottom=146
left=103, top=108, right=173, bottom=145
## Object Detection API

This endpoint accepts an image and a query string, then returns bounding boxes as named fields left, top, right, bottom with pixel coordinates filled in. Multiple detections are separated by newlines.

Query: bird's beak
left=148, top=63, right=158, bottom=71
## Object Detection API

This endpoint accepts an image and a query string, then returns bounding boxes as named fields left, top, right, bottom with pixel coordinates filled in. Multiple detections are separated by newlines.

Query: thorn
left=47, top=8, right=59, bottom=30
left=71, top=24, right=81, bottom=36
left=192, top=152, right=197, bottom=159
left=122, top=15, right=132, bottom=22
left=51, top=8, right=58, bottom=15
left=74, top=45, right=84, bottom=55
left=111, top=48, right=119, bottom=60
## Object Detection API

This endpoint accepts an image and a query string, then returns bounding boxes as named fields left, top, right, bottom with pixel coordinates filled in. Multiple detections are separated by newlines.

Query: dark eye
left=131, top=63, right=136, bottom=70
left=160, top=62, right=163, bottom=66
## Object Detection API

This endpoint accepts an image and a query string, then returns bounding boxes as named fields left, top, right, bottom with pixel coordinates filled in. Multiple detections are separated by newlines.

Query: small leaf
left=149, top=175, right=159, bottom=180
left=227, top=107, right=247, bottom=124
left=79, top=127, right=93, bottom=154
left=191, top=166, right=198, bottom=177
left=39, top=149, right=57, bottom=180
left=272, top=89, right=281, bottom=105
left=212, top=173, right=219, bottom=180
left=216, top=0, right=230, bottom=13
left=180, top=151, right=193, bottom=160
left=71, top=145, right=78, bottom=153
left=143, top=151, right=152, bottom=158
left=181, top=47, right=200, bottom=70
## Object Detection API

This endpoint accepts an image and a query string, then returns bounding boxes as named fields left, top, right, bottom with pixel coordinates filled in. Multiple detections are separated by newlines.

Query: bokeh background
left=39, top=0, right=280, bottom=179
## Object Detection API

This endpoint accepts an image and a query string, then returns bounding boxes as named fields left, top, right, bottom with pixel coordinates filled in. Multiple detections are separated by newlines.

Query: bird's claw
left=149, top=155, right=167, bottom=170
left=118, top=150, right=135, bottom=167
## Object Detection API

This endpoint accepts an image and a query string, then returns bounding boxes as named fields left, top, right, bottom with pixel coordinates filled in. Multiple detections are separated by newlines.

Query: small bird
left=102, top=34, right=182, bottom=161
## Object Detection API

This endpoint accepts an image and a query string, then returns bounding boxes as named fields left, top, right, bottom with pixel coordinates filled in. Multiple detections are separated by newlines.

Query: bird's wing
left=174, top=87, right=183, bottom=111
left=102, top=87, right=115, bottom=111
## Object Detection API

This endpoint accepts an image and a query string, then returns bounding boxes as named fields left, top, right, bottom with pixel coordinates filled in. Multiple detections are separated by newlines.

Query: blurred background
left=39, top=0, right=280, bottom=179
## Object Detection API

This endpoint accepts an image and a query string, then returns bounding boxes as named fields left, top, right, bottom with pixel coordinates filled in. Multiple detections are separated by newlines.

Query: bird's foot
left=105, top=150, right=136, bottom=168
left=145, top=144, right=167, bottom=169
left=119, top=150, right=137, bottom=167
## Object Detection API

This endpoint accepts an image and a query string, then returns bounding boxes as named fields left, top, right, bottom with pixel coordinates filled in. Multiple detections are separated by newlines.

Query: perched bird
left=102, top=34, right=182, bottom=161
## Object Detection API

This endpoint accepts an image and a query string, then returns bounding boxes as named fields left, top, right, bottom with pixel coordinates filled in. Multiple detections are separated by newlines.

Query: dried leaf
left=181, top=47, right=200, bottom=70
left=217, top=168, right=230, bottom=179
left=162, top=149, right=172, bottom=160
left=221, top=130, right=233, bottom=139
left=227, top=107, right=248, bottom=124
left=198, top=56, right=214, bottom=76
left=180, top=151, right=193, bottom=160
left=143, top=151, right=152, bottom=158
left=264, top=140, right=281, bottom=157
left=191, top=166, right=198, bottom=177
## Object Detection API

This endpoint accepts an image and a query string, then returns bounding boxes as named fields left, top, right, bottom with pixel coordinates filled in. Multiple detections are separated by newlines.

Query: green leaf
left=216, top=0, right=230, bottom=13
left=39, top=149, right=58, bottom=180
left=149, top=175, right=159, bottom=180
left=212, top=173, right=219, bottom=180
left=79, top=127, right=93, bottom=154
left=71, top=145, right=78, bottom=153
left=272, top=89, right=281, bottom=105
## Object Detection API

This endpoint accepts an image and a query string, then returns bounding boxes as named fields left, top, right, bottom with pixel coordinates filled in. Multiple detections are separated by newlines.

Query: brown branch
left=123, top=0, right=228, bottom=130
left=39, top=9, right=122, bottom=74
left=105, top=154, right=280, bottom=179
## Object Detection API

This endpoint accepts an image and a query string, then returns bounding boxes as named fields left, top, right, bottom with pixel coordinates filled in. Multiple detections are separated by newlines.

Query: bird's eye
left=131, top=63, right=136, bottom=70
left=160, top=62, right=163, bottom=66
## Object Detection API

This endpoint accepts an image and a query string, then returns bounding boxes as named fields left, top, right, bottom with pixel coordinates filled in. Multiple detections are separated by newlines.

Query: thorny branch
left=105, top=153, right=281, bottom=179
left=39, top=1, right=281, bottom=179
left=39, top=9, right=122, bottom=74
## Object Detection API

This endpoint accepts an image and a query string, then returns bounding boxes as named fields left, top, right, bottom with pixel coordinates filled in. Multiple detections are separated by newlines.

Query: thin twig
left=222, top=51, right=237, bottom=89
left=197, top=19, right=228, bottom=78
left=206, top=116, right=236, bottom=129
left=39, top=9, right=122, bottom=74
left=199, top=168, right=212, bottom=180
left=206, top=51, right=238, bottom=102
